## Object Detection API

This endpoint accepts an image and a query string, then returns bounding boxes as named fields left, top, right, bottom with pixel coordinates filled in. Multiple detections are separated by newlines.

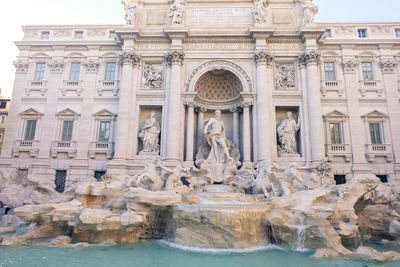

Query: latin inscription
left=187, top=8, right=252, bottom=25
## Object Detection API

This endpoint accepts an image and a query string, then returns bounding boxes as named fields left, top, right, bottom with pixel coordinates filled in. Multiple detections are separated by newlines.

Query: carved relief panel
left=275, top=63, right=296, bottom=90
left=141, top=63, right=164, bottom=89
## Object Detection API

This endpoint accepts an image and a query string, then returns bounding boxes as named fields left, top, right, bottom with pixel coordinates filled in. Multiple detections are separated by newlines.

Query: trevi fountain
left=1, top=0, right=400, bottom=266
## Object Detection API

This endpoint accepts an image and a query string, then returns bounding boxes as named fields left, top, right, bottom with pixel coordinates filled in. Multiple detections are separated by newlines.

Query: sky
left=0, top=0, right=399, bottom=99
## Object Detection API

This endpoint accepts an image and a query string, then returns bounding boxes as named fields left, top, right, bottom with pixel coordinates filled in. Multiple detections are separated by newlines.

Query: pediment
left=362, top=110, right=387, bottom=119
left=323, top=110, right=347, bottom=120
left=94, top=109, right=116, bottom=118
left=57, top=108, right=80, bottom=117
left=20, top=108, right=43, bottom=116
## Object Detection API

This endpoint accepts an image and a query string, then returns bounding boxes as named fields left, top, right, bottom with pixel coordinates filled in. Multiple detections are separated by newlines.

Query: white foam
left=158, top=240, right=284, bottom=254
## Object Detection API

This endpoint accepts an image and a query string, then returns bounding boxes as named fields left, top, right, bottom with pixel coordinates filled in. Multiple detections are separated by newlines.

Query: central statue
left=195, top=110, right=241, bottom=184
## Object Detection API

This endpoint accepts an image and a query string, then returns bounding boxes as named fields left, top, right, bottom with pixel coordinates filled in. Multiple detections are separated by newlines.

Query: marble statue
left=138, top=112, right=160, bottom=154
left=299, top=0, right=318, bottom=25
left=277, top=112, right=301, bottom=155
left=273, top=162, right=304, bottom=196
left=169, top=0, right=185, bottom=25
left=121, top=0, right=136, bottom=26
left=143, top=65, right=163, bottom=88
left=159, top=162, right=191, bottom=192
left=276, top=65, right=296, bottom=88
left=253, top=0, right=269, bottom=24
left=134, top=157, right=164, bottom=191
left=203, top=110, right=232, bottom=163
left=252, top=160, right=276, bottom=197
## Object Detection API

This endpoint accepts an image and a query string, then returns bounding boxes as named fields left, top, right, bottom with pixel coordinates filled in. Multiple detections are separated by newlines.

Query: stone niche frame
left=137, top=106, right=163, bottom=156
left=275, top=106, right=302, bottom=157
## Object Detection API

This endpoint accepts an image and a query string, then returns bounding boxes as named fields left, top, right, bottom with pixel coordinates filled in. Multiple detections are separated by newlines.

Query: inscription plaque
left=187, top=8, right=252, bottom=25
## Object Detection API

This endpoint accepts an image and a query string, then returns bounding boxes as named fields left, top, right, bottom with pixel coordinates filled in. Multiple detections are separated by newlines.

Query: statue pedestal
left=203, top=184, right=240, bottom=193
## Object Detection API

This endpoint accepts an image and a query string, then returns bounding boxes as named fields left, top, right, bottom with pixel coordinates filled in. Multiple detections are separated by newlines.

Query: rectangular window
left=94, top=171, right=106, bottom=182
left=358, top=29, right=367, bottom=38
left=396, top=29, right=400, bottom=38
left=0, top=101, right=7, bottom=109
left=334, top=175, right=346, bottom=185
left=41, top=31, right=50, bottom=40
left=362, top=62, right=374, bottom=80
left=61, top=120, right=74, bottom=141
left=99, top=121, right=111, bottom=142
left=324, top=29, right=332, bottom=38
left=34, top=63, right=46, bottom=81
left=369, top=122, right=383, bottom=144
left=55, top=170, right=67, bottom=193
left=69, top=62, right=81, bottom=81
left=1, top=116, right=5, bottom=124
left=24, top=120, right=37, bottom=141
left=329, top=123, right=343, bottom=144
left=105, top=62, right=116, bottom=81
left=324, top=62, right=336, bottom=81
left=74, top=31, right=83, bottom=39
left=0, top=134, right=3, bottom=141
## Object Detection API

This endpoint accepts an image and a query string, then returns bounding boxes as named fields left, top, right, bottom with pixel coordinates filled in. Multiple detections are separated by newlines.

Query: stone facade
left=1, top=0, right=400, bottom=186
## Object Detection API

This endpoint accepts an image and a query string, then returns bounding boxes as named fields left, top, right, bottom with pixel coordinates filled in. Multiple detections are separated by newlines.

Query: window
left=329, top=123, right=343, bottom=144
left=0, top=134, right=3, bottom=141
left=376, top=175, right=388, bottom=183
left=362, top=62, right=374, bottom=80
left=1, top=116, right=5, bottom=124
left=69, top=62, right=81, bottom=81
left=55, top=170, right=67, bottom=193
left=396, top=29, right=400, bottom=38
left=41, top=31, right=50, bottom=40
left=369, top=122, right=383, bottom=144
left=94, top=171, right=106, bottom=182
left=324, top=62, right=336, bottom=81
left=61, top=120, right=74, bottom=141
left=34, top=63, right=46, bottom=81
left=24, top=120, right=37, bottom=140
left=74, top=31, right=83, bottom=39
left=358, top=29, right=367, bottom=38
left=334, top=175, right=346, bottom=185
left=0, top=101, right=6, bottom=109
left=324, top=29, right=332, bottom=38
left=99, top=121, right=111, bottom=142
left=105, top=62, right=116, bottom=81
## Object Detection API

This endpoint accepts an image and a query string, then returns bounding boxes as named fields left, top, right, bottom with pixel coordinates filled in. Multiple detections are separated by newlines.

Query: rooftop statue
left=169, top=0, right=185, bottom=25
left=121, top=0, right=136, bottom=26
left=253, top=0, right=270, bottom=24
left=298, top=0, right=318, bottom=25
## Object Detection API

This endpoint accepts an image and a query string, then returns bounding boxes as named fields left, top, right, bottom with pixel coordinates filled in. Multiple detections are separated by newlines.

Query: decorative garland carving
left=379, top=60, right=398, bottom=73
left=48, top=60, right=65, bottom=73
left=13, top=60, right=29, bottom=73
left=341, top=61, right=358, bottom=73
left=83, top=60, right=100, bottom=73
left=165, top=50, right=185, bottom=66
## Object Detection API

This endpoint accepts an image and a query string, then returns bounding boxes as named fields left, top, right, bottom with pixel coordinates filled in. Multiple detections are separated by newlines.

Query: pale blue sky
left=0, top=0, right=399, bottom=98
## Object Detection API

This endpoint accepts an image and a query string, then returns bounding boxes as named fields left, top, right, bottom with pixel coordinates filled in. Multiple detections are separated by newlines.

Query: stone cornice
left=249, top=28, right=274, bottom=40
left=299, top=30, right=325, bottom=42
left=165, top=50, right=185, bottom=66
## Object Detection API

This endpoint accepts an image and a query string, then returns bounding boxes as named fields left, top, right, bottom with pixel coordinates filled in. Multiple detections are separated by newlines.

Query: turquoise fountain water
left=0, top=241, right=399, bottom=267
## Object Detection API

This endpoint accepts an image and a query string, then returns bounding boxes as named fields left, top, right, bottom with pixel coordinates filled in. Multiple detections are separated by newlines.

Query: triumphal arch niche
left=185, top=60, right=255, bottom=168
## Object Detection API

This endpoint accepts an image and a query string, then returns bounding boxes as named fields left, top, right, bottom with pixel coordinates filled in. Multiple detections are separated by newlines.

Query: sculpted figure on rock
left=277, top=112, right=300, bottom=155
left=134, top=157, right=164, bottom=191
left=273, top=162, right=304, bottom=196
left=138, top=112, right=160, bottom=154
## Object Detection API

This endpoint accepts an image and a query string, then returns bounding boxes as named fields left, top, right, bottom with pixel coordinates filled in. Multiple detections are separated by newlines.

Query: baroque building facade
left=1, top=0, right=400, bottom=188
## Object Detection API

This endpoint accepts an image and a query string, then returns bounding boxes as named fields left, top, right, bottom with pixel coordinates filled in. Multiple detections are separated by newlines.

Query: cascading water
left=295, top=216, right=307, bottom=252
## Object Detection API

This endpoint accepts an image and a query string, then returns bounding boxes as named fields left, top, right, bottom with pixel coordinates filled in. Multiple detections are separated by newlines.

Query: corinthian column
left=242, top=102, right=252, bottom=162
left=164, top=50, right=184, bottom=162
left=299, top=51, right=324, bottom=161
left=231, top=107, right=240, bottom=148
left=253, top=51, right=274, bottom=161
left=185, top=101, right=195, bottom=163
left=114, top=51, right=141, bottom=160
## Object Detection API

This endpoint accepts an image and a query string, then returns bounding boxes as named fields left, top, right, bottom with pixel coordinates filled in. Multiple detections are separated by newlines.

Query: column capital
left=120, top=51, right=141, bottom=67
left=48, top=60, right=65, bottom=74
left=241, top=101, right=253, bottom=108
left=196, top=106, right=207, bottom=113
left=298, top=50, right=320, bottom=66
left=184, top=100, right=195, bottom=107
left=13, top=60, right=29, bottom=73
left=253, top=50, right=274, bottom=66
left=165, top=50, right=185, bottom=66
left=341, top=60, right=359, bottom=73
left=230, top=107, right=240, bottom=113
left=379, top=60, right=398, bottom=74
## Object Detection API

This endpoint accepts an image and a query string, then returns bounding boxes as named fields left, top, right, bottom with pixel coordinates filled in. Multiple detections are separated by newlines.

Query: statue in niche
left=138, top=112, right=160, bottom=154
left=272, top=163, right=304, bottom=196
left=253, top=0, right=270, bottom=24
left=121, top=0, right=136, bottom=26
left=143, top=64, right=163, bottom=88
left=277, top=112, right=301, bottom=155
left=299, top=0, right=318, bottom=26
left=195, top=110, right=241, bottom=183
left=276, top=65, right=296, bottom=89
left=169, top=0, right=185, bottom=25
